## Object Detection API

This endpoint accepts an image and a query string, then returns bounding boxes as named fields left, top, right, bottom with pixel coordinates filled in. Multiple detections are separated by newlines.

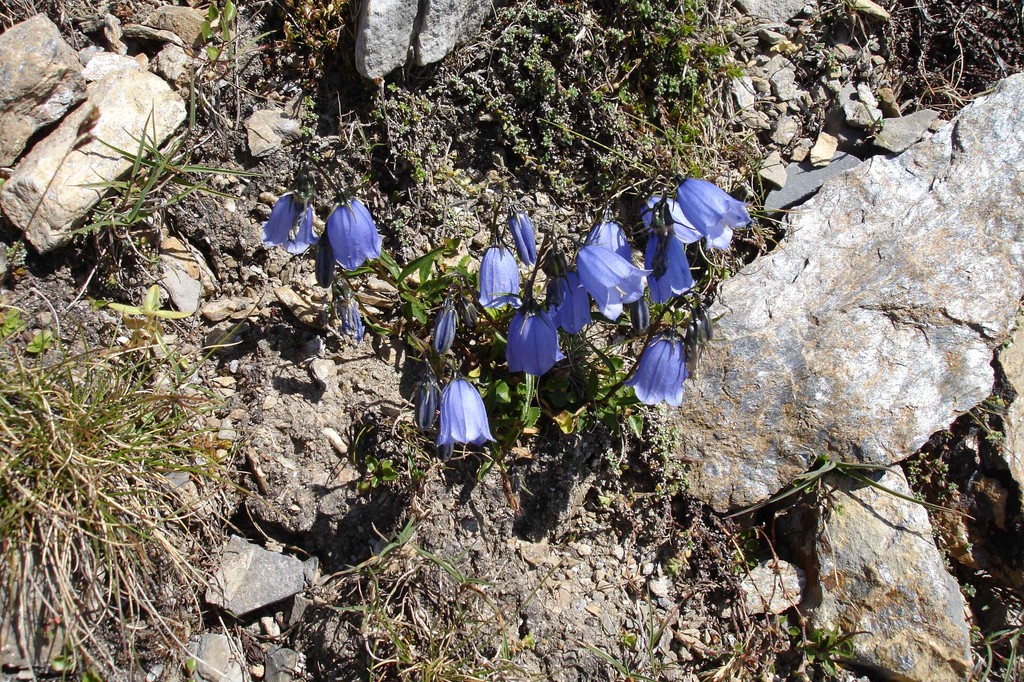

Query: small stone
left=648, top=575, right=672, bottom=598
left=789, top=138, right=812, bottom=162
left=310, top=359, right=336, bottom=388
left=273, top=286, right=324, bottom=328
left=763, top=151, right=862, bottom=211
left=769, top=65, right=800, bottom=102
left=246, top=109, right=303, bottom=158
left=809, top=131, right=838, bottom=166
left=757, top=28, right=787, bottom=46
left=758, top=150, right=787, bottom=189
left=839, top=83, right=883, bottom=128
left=734, top=0, right=807, bottom=22
left=738, top=559, right=804, bottom=614
left=218, top=418, right=236, bottom=442
left=189, top=633, right=244, bottom=682
left=121, top=23, right=186, bottom=48
left=771, top=115, right=800, bottom=145
left=82, top=52, right=145, bottom=81
left=873, top=109, right=940, bottom=153
left=876, top=87, right=901, bottom=117
left=260, top=616, right=281, bottom=637
left=145, top=5, right=207, bottom=46
left=153, top=44, right=193, bottom=87
left=206, top=536, right=314, bottom=616
left=732, top=77, right=756, bottom=110
left=264, top=646, right=299, bottom=682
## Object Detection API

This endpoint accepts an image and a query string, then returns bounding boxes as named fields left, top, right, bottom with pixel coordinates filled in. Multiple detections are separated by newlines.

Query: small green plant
left=792, top=626, right=857, bottom=677
left=358, top=454, right=399, bottom=492
left=200, top=0, right=236, bottom=61
left=103, top=283, right=191, bottom=351
left=0, top=308, right=26, bottom=339
left=25, top=329, right=54, bottom=354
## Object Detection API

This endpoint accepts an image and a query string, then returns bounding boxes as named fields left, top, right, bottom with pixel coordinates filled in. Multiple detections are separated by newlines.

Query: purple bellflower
left=478, top=246, right=522, bottom=309
left=506, top=304, right=565, bottom=376
left=644, top=234, right=694, bottom=303
left=262, top=193, right=317, bottom=254
left=433, top=298, right=457, bottom=355
left=437, top=378, right=495, bottom=447
left=554, top=271, right=591, bottom=334
left=625, top=333, right=689, bottom=406
left=576, top=243, right=648, bottom=321
left=674, top=178, right=751, bottom=250
left=508, top=206, right=537, bottom=266
left=641, top=196, right=702, bottom=245
left=586, top=217, right=633, bottom=261
left=326, top=198, right=383, bottom=270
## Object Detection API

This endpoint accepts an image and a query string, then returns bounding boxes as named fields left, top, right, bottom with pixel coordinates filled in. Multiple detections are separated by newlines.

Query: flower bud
left=413, top=373, right=440, bottom=431
left=456, top=294, right=479, bottom=329
left=628, top=298, right=650, bottom=333
left=315, top=239, right=335, bottom=288
left=433, top=299, right=457, bottom=356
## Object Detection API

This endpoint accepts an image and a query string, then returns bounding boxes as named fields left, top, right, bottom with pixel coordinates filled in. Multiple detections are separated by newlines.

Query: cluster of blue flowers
left=262, top=175, right=750, bottom=453
left=262, top=186, right=383, bottom=340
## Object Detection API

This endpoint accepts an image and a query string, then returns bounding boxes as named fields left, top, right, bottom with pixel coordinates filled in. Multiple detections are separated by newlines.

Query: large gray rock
left=998, top=328, right=1024, bottom=503
left=354, top=0, right=419, bottom=79
left=205, top=536, right=317, bottom=616
left=0, top=15, right=86, bottom=166
left=809, top=469, right=971, bottom=681
left=0, top=70, right=185, bottom=252
left=354, top=0, right=494, bottom=78
left=678, top=73, right=1024, bottom=512
left=735, top=0, right=809, bottom=22
left=415, top=0, right=493, bottom=66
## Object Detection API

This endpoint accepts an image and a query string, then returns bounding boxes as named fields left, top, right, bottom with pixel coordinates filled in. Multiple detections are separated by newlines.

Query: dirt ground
left=2, top=0, right=1024, bottom=680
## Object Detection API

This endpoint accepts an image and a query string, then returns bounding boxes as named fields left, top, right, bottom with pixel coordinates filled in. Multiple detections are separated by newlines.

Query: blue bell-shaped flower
left=326, top=197, right=383, bottom=270
left=554, top=271, right=591, bottom=334
left=625, top=333, right=689, bottom=406
left=437, top=378, right=494, bottom=447
left=262, top=193, right=318, bottom=254
left=478, top=246, right=522, bottom=309
left=576, top=243, right=648, bottom=321
left=674, top=178, right=750, bottom=250
left=506, top=304, right=565, bottom=376
left=432, top=298, right=457, bottom=356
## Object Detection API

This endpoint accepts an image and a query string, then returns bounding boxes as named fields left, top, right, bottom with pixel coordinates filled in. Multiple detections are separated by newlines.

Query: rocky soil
left=1, top=0, right=1023, bottom=681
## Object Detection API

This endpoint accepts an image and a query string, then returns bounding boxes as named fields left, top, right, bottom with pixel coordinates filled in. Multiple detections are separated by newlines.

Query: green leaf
left=626, top=413, right=643, bottom=438
left=26, top=329, right=54, bottom=354
left=397, top=247, right=445, bottom=289
left=494, top=380, right=511, bottom=404
left=524, top=407, right=541, bottom=428
left=144, top=284, right=161, bottom=312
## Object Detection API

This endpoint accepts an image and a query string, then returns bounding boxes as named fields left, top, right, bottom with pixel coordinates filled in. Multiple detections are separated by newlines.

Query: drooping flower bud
left=315, top=239, right=336, bottom=289
left=413, top=373, right=440, bottom=431
left=456, top=294, right=479, bottom=329
left=508, top=205, right=537, bottom=266
left=432, top=298, right=457, bottom=356
left=628, top=298, right=650, bottom=333
left=339, top=295, right=365, bottom=342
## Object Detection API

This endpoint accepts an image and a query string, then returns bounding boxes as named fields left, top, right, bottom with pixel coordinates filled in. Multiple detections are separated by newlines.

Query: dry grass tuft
left=0, top=336, right=230, bottom=674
